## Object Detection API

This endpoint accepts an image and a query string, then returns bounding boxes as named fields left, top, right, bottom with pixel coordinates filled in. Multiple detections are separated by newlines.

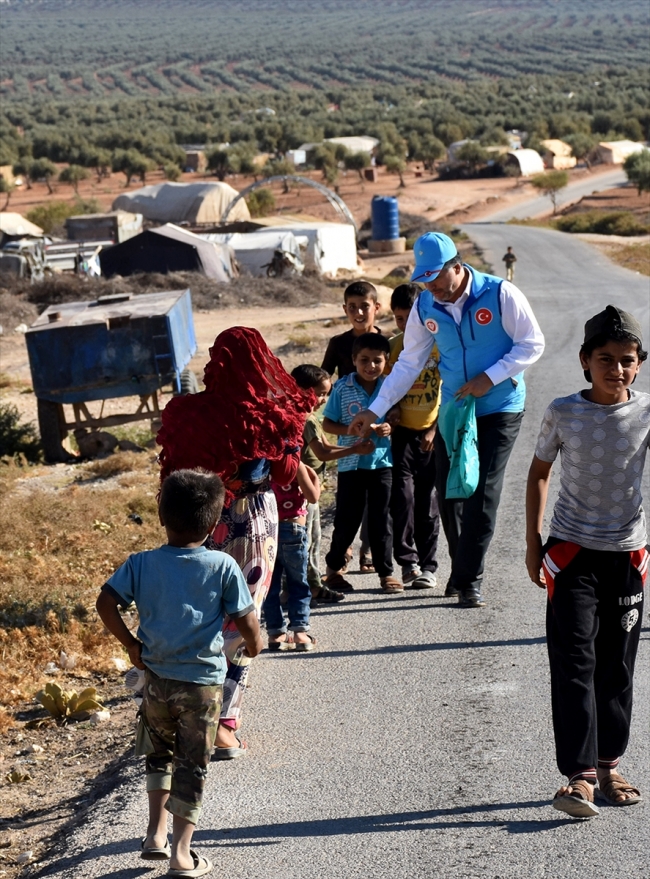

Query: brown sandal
left=324, top=572, right=354, bottom=592
left=596, top=773, right=643, bottom=806
left=359, top=551, right=375, bottom=573
left=552, top=779, right=599, bottom=818
left=380, top=576, right=404, bottom=594
left=341, top=547, right=354, bottom=574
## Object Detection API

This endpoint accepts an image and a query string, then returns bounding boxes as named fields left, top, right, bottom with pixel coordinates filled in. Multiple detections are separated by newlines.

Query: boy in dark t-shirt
left=321, top=281, right=383, bottom=379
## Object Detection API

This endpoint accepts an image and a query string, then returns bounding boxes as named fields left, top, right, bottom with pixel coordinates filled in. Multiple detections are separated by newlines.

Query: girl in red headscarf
left=157, top=326, right=314, bottom=756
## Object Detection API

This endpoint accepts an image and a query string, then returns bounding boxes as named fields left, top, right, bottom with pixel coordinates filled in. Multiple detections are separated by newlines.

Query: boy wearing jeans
left=526, top=306, right=648, bottom=818
left=97, top=469, right=262, bottom=876
left=322, top=332, right=402, bottom=594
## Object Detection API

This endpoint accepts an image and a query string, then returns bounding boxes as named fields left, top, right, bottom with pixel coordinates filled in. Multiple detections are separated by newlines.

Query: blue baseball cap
left=411, top=232, right=459, bottom=282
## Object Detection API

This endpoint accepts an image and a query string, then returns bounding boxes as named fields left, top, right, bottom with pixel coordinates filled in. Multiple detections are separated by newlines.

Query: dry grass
left=0, top=452, right=162, bottom=713
left=604, top=241, right=650, bottom=276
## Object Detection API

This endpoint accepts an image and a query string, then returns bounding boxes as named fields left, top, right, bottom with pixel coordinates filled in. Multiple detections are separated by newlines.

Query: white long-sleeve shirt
left=371, top=275, right=545, bottom=419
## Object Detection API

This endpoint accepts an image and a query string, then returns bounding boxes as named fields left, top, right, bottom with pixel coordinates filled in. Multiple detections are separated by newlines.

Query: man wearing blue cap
left=349, top=232, right=544, bottom=607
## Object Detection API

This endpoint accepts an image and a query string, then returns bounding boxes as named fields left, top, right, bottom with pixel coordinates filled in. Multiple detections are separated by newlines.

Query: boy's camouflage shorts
left=143, top=669, right=223, bottom=825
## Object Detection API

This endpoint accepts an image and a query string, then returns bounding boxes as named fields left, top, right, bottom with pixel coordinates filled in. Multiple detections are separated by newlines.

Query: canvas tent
left=99, top=224, right=234, bottom=281
left=204, top=230, right=305, bottom=277
left=505, top=149, right=545, bottom=176
left=112, top=182, right=250, bottom=225
left=597, top=140, right=646, bottom=165
left=0, top=212, right=44, bottom=243
left=264, top=221, right=358, bottom=276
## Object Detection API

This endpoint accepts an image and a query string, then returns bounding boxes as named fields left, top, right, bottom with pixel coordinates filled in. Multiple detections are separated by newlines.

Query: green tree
left=30, top=158, right=58, bottom=194
left=414, top=135, right=446, bottom=170
left=309, top=144, right=339, bottom=185
left=343, top=151, right=370, bottom=182
left=623, top=150, right=650, bottom=195
left=207, top=148, right=233, bottom=181
left=455, top=141, right=490, bottom=174
left=565, top=133, right=598, bottom=170
left=530, top=170, right=569, bottom=214
left=59, top=164, right=89, bottom=196
left=12, top=159, right=33, bottom=190
left=384, top=154, right=407, bottom=188
left=111, top=149, right=154, bottom=187
left=164, top=163, right=182, bottom=181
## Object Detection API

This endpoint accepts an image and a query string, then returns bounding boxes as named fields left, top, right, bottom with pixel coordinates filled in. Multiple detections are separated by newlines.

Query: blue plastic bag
left=438, top=397, right=479, bottom=499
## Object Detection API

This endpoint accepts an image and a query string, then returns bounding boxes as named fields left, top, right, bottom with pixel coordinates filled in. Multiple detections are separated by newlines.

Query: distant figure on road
left=97, top=469, right=263, bottom=875
left=502, top=246, right=517, bottom=281
left=526, top=305, right=648, bottom=819
left=348, top=232, right=544, bottom=608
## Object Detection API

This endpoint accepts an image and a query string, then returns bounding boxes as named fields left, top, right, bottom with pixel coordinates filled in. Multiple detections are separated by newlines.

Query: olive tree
left=530, top=170, right=569, bottom=214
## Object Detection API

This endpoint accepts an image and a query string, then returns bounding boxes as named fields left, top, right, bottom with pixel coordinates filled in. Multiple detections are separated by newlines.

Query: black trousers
left=434, top=410, right=523, bottom=593
left=545, top=540, right=646, bottom=778
left=390, top=425, right=440, bottom=573
left=326, top=468, right=393, bottom=578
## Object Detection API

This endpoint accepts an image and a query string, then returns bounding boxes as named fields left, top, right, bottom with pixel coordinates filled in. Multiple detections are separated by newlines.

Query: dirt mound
left=0, top=271, right=340, bottom=327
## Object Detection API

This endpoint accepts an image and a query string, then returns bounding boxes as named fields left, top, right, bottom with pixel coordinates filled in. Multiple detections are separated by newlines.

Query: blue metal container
left=26, top=289, right=196, bottom=404
left=371, top=195, right=399, bottom=240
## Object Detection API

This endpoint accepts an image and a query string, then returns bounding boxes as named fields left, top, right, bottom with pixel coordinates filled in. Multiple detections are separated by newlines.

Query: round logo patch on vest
left=475, top=308, right=493, bottom=326
left=424, top=318, right=439, bottom=334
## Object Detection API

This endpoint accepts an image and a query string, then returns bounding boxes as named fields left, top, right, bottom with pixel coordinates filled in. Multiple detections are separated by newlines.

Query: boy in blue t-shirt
left=322, top=332, right=402, bottom=593
left=96, top=469, right=262, bottom=877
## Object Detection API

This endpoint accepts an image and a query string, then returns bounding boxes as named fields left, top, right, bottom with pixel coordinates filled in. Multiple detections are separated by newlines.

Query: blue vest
left=416, top=265, right=526, bottom=417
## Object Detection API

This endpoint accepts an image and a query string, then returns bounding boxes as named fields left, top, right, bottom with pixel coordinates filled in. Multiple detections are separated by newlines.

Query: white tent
left=506, top=149, right=545, bottom=176
left=204, top=230, right=304, bottom=277
left=112, top=182, right=250, bottom=225
left=259, top=221, right=358, bottom=276
left=598, top=141, right=646, bottom=165
left=0, top=212, right=43, bottom=237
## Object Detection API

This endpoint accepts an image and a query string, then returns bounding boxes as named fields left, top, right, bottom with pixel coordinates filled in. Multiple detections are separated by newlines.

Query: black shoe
left=444, top=580, right=460, bottom=598
left=458, top=587, right=485, bottom=608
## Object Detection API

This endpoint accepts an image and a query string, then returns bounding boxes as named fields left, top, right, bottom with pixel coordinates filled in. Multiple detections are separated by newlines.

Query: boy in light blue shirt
left=322, top=332, right=402, bottom=593
left=97, top=468, right=262, bottom=877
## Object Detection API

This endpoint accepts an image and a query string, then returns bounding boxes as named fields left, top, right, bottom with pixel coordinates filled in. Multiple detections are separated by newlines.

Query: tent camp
left=204, top=230, right=305, bottom=277
left=112, top=182, right=251, bottom=225
left=99, top=224, right=235, bottom=281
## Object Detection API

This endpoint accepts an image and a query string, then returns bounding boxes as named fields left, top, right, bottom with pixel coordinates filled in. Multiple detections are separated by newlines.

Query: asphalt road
left=31, top=225, right=649, bottom=879
left=483, top=168, right=628, bottom=221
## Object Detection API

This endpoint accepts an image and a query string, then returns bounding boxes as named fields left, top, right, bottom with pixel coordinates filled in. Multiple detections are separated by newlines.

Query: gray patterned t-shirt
left=535, top=390, right=650, bottom=551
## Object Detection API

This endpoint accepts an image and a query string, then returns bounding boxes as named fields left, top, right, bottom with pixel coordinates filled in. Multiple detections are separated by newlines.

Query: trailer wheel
left=37, top=399, right=69, bottom=463
left=176, top=368, right=200, bottom=395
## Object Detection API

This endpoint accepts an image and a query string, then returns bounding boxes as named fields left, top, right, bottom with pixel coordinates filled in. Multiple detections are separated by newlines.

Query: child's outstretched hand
left=371, top=422, right=392, bottom=438
left=352, top=438, right=375, bottom=455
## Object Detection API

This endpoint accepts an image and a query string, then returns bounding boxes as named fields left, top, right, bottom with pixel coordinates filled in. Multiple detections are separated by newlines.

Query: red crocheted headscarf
left=157, top=326, right=314, bottom=483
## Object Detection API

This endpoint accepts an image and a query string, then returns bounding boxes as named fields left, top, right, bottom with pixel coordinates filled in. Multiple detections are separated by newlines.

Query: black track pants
left=543, top=539, right=647, bottom=778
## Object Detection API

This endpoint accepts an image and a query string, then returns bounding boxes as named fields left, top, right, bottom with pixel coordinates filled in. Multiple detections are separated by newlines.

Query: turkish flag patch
left=475, top=308, right=493, bottom=326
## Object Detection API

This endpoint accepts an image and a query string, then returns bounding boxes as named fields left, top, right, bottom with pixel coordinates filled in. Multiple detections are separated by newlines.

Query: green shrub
left=26, top=198, right=101, bottom=235
left=555, top=210, right=649, bottom=237
left=246, top=188, right=276, bottom=218
left=0, top=403, right=41, bottom=462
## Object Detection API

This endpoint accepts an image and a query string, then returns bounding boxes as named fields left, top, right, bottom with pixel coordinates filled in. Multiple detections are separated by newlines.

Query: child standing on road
left=502, top=246, right=517, bottom=282
left=321, top=281, right=384, bottom=572
left=97, top=469, right=262, bottom=876
left=526, top=305, right=648, bottom=818
left=386, top=284, right=442, bottom=589
left=291, top=364, right=375, bottom=603
left=322, top=333, right=401, bottom=594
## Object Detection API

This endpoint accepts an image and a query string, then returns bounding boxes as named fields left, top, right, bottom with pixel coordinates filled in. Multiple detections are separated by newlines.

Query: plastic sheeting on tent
left=263, top=222, right=358, bottom=276
left=112, top=182, right=251, bottom=225
left=99, top=224, right=235, bottom=281
left=506, top=149, right=545, bottom=177
left=204, top=230, right=305, bottom=277
left=0, top=212, right=44, bottom=238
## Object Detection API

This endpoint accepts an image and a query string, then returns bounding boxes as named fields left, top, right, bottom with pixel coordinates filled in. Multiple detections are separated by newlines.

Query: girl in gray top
left=526, top=305, right=648, bottom=819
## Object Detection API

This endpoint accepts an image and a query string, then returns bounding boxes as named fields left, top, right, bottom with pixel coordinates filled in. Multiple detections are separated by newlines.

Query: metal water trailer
left=25, top=289, right=196, bottom=462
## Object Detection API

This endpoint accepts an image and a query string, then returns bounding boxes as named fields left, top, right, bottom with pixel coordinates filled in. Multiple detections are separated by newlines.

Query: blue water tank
left=371, top=195, right=399, bottom=240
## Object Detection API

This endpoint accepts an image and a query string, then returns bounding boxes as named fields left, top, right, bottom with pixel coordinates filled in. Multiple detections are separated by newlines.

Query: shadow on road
left=198, top=800, right=570, bottom=847
left=266, top=636, right=546, bottom=660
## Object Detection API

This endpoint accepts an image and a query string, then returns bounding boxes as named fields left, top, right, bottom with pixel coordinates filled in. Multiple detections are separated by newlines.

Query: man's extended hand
left=455, top=372, right=493, bottom=400
left=348, top=409, right=377, bottom=436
